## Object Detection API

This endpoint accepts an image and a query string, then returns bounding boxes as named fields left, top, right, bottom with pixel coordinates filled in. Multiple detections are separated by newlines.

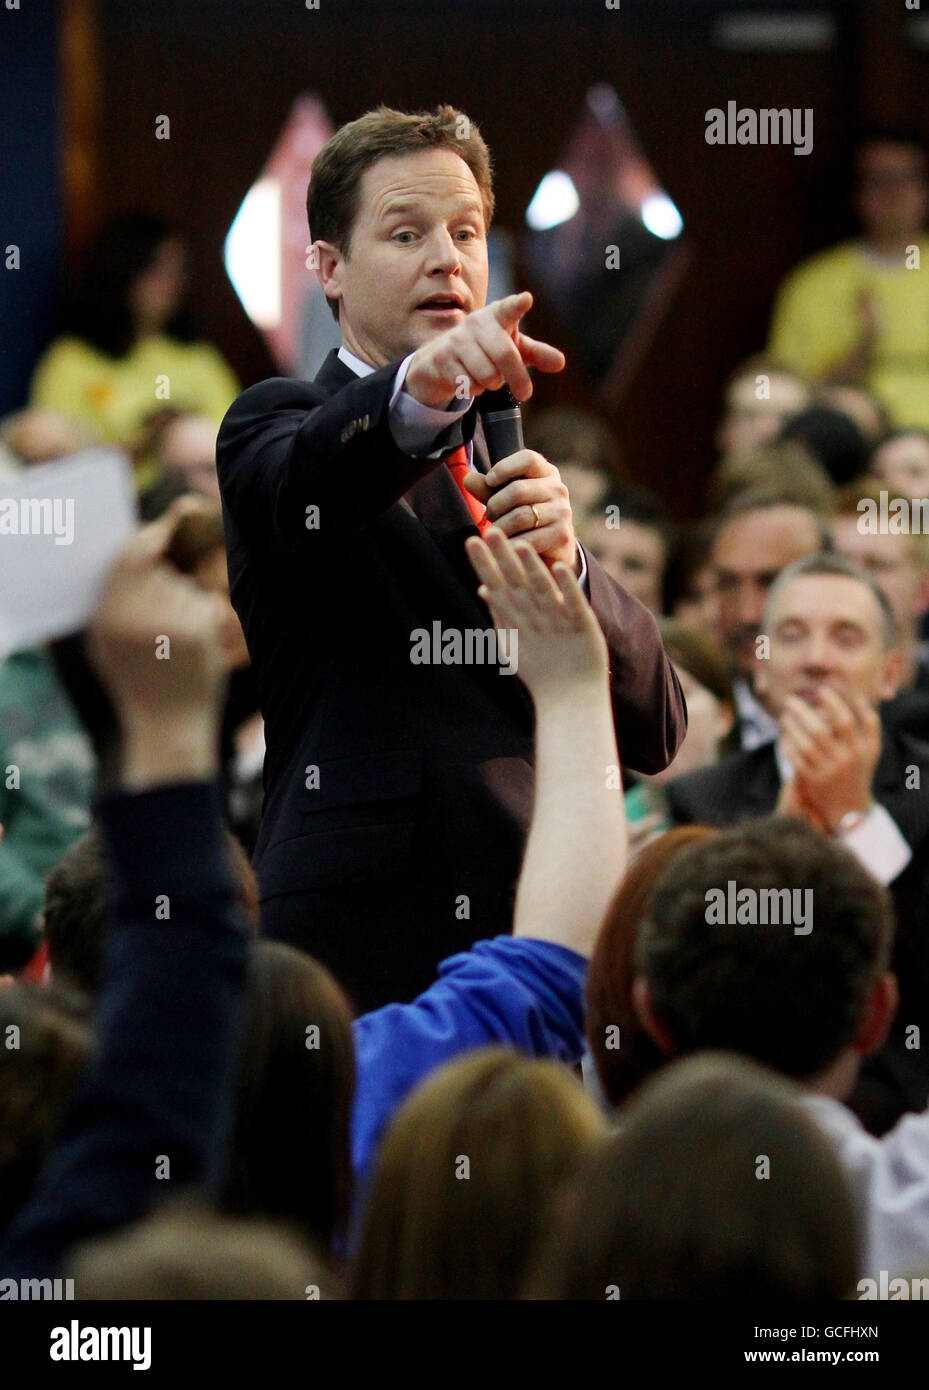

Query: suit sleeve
left=217, top=364, right=476, bottom=553
left=585, top=549, right=687, bottom=775
left=0, top=782, right=248, bottom=1278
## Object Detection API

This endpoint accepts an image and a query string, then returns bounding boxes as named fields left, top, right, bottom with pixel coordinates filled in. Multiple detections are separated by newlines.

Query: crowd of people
left=1, top=110, right=929, bottom=1301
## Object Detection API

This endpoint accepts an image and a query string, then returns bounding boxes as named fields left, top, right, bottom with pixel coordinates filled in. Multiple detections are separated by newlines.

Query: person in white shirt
left=667, top=552, right=929, bottom=1129
left=628, top=816, right=929, bottom=1287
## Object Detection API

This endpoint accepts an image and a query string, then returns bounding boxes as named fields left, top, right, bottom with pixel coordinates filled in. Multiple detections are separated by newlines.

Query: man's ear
left=313, top=240, right=344, bottom=305
left=853, top=972, right=898, bottom=1057
left=631, top=977, right=678, bottom=1056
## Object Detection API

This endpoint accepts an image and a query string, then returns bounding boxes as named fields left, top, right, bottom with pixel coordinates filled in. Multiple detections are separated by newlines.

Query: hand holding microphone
left=405, top=290, right=578, bottom=571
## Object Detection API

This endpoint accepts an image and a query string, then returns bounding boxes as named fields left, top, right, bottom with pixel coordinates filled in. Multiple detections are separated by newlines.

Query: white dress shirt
left=774, top=742, right=912, bottom=887
left=733, top=676, right=780, bottom=751
left=801, top=1092, right=929, bottom=1284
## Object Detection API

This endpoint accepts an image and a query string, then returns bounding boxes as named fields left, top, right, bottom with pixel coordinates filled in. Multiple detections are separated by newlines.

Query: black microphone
left=476, top=386, right=524, bottom=467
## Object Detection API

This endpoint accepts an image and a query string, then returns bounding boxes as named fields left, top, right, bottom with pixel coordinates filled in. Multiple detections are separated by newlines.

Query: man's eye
left=393, top=231, right=415, bottom=243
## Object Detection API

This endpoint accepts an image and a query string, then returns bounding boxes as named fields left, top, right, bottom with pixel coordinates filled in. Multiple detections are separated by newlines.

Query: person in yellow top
left=769, top=130, right=929, bottom=431
left=30, top=213, right=239, bottom=484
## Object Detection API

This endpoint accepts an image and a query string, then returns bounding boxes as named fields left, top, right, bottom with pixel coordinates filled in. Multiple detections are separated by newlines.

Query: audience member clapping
left=667, top=553, right=928, bottom=1130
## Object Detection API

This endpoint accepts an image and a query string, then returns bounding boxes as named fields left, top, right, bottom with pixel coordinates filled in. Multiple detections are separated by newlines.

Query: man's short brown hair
left=307, top=104, right=494, bottom=321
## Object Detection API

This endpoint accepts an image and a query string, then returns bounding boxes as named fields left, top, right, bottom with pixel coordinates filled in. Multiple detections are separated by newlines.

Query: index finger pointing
left=490, top=291, right=534, bottom=331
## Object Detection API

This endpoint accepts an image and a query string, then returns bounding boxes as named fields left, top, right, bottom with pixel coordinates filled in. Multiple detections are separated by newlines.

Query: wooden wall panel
left=64, top=0, right=926, bottom=515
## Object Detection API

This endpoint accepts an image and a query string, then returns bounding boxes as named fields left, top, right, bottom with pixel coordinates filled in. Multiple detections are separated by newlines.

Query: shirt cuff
left=388, top=353, right=473, bottom=458
left=839, top=802, right=912, bottom=885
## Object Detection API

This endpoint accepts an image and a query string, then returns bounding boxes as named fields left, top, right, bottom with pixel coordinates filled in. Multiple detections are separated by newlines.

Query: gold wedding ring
left=530, top=504, right=542, bottom=530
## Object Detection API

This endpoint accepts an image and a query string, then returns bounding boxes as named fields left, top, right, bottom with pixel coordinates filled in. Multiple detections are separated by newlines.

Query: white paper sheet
left=0, top=449, right=138, bottom=658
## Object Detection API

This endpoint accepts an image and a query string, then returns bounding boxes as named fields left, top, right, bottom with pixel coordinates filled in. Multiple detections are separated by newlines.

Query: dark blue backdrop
left=0, top=0, right=60, bottom=416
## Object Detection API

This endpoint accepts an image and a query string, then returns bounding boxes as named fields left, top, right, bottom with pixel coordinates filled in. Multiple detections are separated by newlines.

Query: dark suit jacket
left=217, top=350, right=686, bottom=1010
left=666, top=729, right=929, bottom=1132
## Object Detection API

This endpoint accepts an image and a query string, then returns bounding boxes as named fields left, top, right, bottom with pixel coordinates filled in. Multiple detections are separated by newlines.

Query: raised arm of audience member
left=1, top=511, right=249, bottom=1279
left=351, top=529, right=627, bottom=1187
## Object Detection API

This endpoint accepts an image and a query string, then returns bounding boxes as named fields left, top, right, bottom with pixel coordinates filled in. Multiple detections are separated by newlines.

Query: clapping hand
left=778, top=686, right=880, bottom=835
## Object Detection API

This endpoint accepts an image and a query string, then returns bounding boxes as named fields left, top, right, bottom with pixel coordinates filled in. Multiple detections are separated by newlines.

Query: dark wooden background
left=42, top=0, right=929, bottom=511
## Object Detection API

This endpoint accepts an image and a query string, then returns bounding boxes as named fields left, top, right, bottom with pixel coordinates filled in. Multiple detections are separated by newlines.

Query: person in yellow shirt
left=30, top=213, right=239, bottom=484
left=769, top=130, right=929, bottom=430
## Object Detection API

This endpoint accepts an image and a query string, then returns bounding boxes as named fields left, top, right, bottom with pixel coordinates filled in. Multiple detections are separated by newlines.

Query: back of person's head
left=706, top=440, right=836, bottom=514
left=635, top=818, right=895, bottom=1082
left=0, top=983, right=92, bottom=1232
left=778, top=405, right=870, bottom=487
left=66, top=1199, right=333, bottom=1299
left=656, top=619, right=734, bottom=745
left=819, top=384, right=888, bottom=445
left=716, top=487, right=833, bottom=553
left=44, top=824, right=260, bottom=998
left=164, top=498, right=227, bottom=573
left=222, top=941, right=356, bottom=1252
left=524, top=406, right=622, bottom=486
left=351, top=1048, right=605, bottom=1300
left=658, top=618, right=735, bottom=717
left=308, top=104, right=494, bottom=322
left=586, top=827, right=717, bottom=1107
left=524, top=1053, right=859, bottom=1299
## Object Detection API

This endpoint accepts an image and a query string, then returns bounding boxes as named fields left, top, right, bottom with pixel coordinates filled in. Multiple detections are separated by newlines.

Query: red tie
left=446, top=445, right=491, bottom=535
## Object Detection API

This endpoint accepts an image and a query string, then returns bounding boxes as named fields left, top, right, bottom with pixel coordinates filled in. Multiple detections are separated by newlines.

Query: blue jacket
left=352, top=937, right=588, bottom=1192
left=1, top=777, right=586, bottom=1276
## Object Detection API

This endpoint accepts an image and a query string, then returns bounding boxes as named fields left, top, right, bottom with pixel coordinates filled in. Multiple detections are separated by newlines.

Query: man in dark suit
left=667, top=552, right=929, bottom=1131
left=217, top=105, right=686, bottom=1011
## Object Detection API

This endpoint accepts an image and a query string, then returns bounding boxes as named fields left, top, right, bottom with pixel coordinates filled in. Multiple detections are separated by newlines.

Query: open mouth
left=416, top=295, right=465, bottom=314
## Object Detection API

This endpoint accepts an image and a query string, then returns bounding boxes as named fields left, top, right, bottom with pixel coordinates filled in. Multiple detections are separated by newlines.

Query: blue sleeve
left=0, top=781, right=248, bottom=1278
left=350, top=937, right=587, bottom=1190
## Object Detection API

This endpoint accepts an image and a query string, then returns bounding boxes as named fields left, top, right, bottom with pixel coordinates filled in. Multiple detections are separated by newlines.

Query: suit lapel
left=318, top=349, right=532, bottom=718
left=313, top=349, right=357, bottom=396
left=740, top=745, right=782, bottom=817
left=873, top=728, right=929, bottom=849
